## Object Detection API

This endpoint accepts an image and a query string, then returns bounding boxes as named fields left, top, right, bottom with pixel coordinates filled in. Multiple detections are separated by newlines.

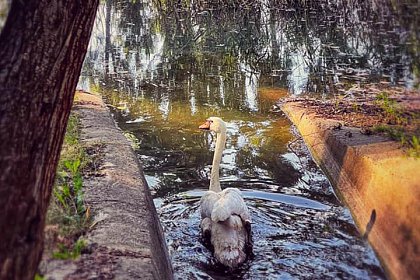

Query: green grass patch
left=373, top=124, right=420, bottom=158
left=34, top=273, right=45, bottom=280
left=123, top=131, right=140, bottom=150
left=374, top=92, right=420, bottom=158
left=373, top=124, right=405, bottom=141
left=408, top=135, right=420, bottom=158
left=52, top=239, right=86, bottom=260
left=376, top=92, right=407, bottom=125
left=46, top=113, right=91, bottom=257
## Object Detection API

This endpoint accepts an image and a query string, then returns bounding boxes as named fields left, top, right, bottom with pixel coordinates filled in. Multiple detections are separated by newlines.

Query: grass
left=34, top=274, right=45, bottom=280
left=376, top=92, right=407, bottom=125
left=52, top=239, right=86, bottom=260
left=46, top=113, right=91, bottom=258
left=373, top=124, right=420, bottom=158
left=373, top=124, right=406, bottom=141
left=408, top=135, right=420, bottom=158
left=373, top=92, right=420, bottom=158
left=123, top=131, right=140, bottom=150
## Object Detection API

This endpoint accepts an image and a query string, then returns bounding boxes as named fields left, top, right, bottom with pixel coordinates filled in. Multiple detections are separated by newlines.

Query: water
left=77, top=0, right=419, bottom=278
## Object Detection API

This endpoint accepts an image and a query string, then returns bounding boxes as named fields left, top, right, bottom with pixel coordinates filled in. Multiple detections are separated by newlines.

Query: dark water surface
left=78, top=0, right=418, bottom=278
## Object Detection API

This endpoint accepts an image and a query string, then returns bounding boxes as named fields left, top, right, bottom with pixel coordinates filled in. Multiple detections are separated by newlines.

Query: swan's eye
left=208, top=119, right=213, bottom=123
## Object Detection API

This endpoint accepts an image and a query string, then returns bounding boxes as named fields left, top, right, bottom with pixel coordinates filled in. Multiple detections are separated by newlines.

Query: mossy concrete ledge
left=42, top=91, right=173, bottom=279
left=281, top=101, right=419, bottom=280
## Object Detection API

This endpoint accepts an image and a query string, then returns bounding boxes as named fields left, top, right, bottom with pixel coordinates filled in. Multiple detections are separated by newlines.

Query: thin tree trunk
left=105, top=0, right=112, bottom=76
left=0, top=1, right=98, bottom=279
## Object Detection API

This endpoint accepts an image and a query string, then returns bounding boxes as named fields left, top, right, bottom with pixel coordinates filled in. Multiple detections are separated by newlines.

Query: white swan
left=199, top=117, right=252, bottom=268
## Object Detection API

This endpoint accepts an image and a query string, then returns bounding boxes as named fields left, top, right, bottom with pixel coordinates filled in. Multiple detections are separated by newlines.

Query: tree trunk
left=105, top=0, right=112, bottom=76
left=0, top=1, right=98, bottom=279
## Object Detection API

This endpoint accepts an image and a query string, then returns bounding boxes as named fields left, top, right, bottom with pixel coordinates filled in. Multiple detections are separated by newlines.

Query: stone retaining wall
left=282, top=101, right=420, bottom=280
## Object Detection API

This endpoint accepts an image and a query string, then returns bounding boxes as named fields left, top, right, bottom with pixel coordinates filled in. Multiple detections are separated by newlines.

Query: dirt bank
left=40, top=91, right=173, bottom=279
left=281, top=99, right=420, bottom=280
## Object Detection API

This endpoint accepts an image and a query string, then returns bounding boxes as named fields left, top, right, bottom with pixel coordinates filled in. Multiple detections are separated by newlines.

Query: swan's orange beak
left=199, top=120, right=211, bottom=130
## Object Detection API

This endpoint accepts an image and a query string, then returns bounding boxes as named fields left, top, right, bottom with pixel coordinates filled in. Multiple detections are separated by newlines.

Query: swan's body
left=199, top=117, right=252, bottom=268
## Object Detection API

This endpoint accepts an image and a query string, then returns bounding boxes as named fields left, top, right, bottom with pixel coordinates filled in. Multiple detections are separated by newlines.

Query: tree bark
left=0, top=1, right=98, bottom=279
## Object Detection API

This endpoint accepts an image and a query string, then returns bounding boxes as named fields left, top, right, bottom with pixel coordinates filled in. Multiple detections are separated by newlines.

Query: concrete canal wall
left=282, top=101, right=420, bottom=280
left=42, top=91, right=173, bottom=279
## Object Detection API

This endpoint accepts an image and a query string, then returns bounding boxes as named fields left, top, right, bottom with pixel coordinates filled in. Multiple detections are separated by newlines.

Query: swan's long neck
left=210, top=130, right=226, bottom=193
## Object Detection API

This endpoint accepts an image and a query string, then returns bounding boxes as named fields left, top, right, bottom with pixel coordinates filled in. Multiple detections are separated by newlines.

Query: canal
left=79, top=0, right=418, bottom=278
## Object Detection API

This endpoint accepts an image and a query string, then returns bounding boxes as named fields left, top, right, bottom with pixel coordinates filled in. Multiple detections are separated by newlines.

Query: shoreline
left=281, top=100, right=420, bottom=280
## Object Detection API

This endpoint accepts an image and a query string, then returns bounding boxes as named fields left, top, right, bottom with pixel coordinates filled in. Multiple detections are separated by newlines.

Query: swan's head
left=199, top=117, right=227, bottom=134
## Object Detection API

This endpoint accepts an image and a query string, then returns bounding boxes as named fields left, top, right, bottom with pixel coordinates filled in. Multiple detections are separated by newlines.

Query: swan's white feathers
left=210, top=215, right=248, bottom=267
left=211, top=188, right=250, bottom=223
left=199, top=117, right=251, bottom=268
left=200, top=191, right=220, bottom=218
left=200, top=188, right=251, bottom=268
left=200, top=217, right=212, bottom=233
left=226, top=214, right=243, bottom=230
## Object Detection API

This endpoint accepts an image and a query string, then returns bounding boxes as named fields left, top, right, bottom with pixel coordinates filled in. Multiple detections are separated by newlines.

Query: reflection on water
left=83, top=0, right=419, bottom=98
left=0, top=2, right=10, bottom=30
left=74, top=0, right=420, bottom=278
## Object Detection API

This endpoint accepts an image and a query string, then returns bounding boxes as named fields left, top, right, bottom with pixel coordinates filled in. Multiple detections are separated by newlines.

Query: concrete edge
left=79, top=92, right=173, bottom=279
left=281, top=101, right=420, bottom=280
left=42, top=91, right=173, bottom=279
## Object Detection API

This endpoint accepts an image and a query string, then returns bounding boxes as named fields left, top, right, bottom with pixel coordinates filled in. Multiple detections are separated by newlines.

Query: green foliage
left=373, top=125, right=420, bottom=158
left=52, top=239, right=86, bottom=260
left=373, top=124, right=405, bottom=141
left=64, top=115, right=80, bottom=145
left=408, top=135, right=420, bottom=158
left=34, top=274, right=45, bottom=280
left=374, top=93, right=419, bottom=158
left=55, top=159, right=86, bottom=219
left=47, top=113, right=90, bottom=237
left=376, top=92, right=407, bottom=125
left=123, top=131, right=141, bottom=150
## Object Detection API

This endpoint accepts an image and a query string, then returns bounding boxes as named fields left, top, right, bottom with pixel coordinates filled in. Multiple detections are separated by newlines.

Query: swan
left=199, top=117, right=252, bottom=268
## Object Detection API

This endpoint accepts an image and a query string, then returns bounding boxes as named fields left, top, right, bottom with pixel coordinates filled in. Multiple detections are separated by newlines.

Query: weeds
left=54, top=159, right=87, bottom=225
left=408, top=135, right=420, bottom=158
left=52, top=239, right=86, bottom=260
left=376, top=92, right=407, bottom=125
left=123, top=131, right=141, bottom=150
left=373, top=124, right=406, bottom=142
left=34, top=274, right=45, bottom=280
left=57, top=115, right=89, bottom=174
left=373, top=92, right=420, bottom=158
left=46, top=113, right=91, bottom=259
left=373, top=125, right=420, bottom=158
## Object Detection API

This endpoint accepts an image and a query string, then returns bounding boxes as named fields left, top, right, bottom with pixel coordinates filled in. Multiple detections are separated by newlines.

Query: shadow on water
left=76, top=0, right=419, bottom=278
